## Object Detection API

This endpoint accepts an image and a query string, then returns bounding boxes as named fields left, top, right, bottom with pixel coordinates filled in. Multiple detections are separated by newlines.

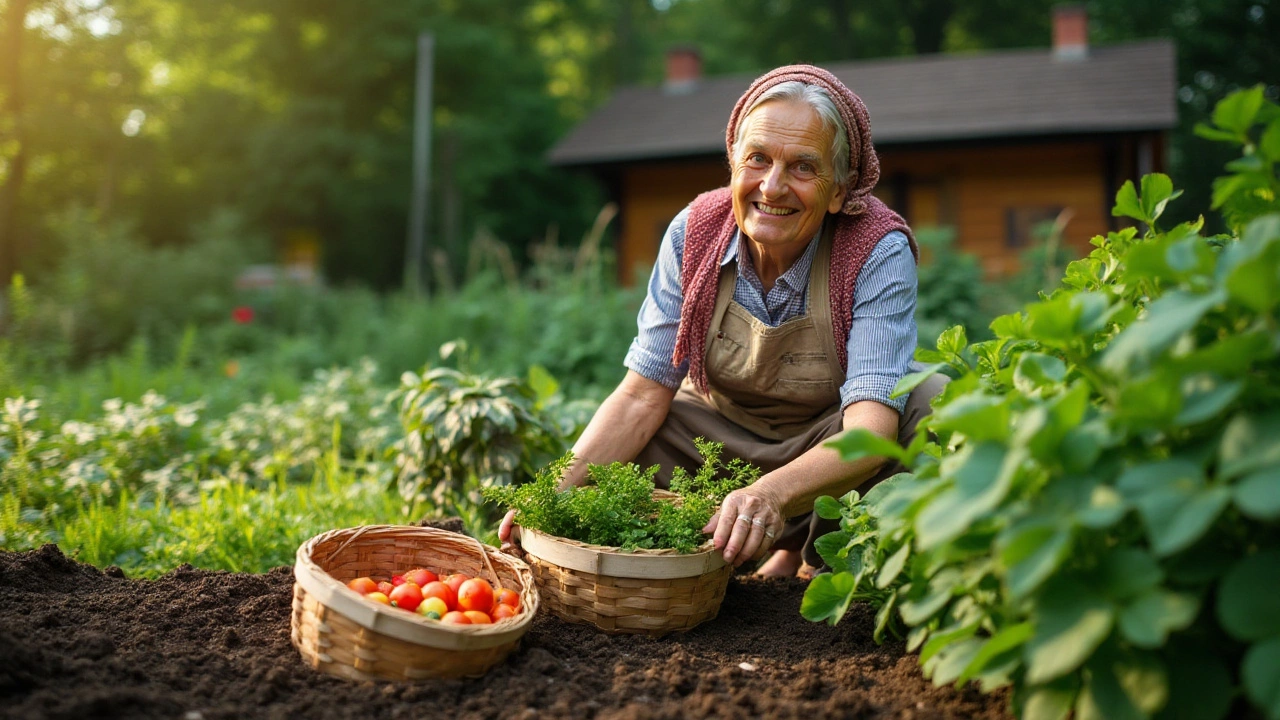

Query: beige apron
left=635, top=220, right=946, bottom=568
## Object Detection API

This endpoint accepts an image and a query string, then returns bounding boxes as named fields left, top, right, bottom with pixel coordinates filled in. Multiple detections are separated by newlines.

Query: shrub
left=802, top=86, right=1280, bottom=720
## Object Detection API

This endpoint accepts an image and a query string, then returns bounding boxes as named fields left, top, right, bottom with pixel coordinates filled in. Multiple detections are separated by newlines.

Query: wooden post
left=404, top=32, right=434, bottom=296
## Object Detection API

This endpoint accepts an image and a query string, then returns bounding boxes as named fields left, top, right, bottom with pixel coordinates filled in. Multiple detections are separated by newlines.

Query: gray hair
left=731, top=81, right=850, bottom=188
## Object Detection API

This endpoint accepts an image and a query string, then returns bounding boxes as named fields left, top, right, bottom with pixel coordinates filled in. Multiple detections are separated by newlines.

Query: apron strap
left=809, top=217, right=847, bottom=390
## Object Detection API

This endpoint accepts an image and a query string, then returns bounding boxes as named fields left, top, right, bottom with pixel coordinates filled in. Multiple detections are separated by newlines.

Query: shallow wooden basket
left=291, top=525, right=539, bottom=682
left=517, top=494, right=731, bottom=636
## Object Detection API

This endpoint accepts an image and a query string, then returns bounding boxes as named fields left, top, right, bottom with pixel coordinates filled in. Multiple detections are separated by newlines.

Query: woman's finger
left=713, top=495, right=742, bottom=551
left=732, top=517, right=768, bottom=566
left=498, top=509, right=518, bottom=543
left=721, top=508, right=756, bottom=563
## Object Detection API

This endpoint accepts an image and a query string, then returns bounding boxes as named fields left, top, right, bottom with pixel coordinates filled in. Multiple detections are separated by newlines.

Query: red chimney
left=1053, top=5, right=1088, bottom=61
left=664, top=46, right=701, bottom=94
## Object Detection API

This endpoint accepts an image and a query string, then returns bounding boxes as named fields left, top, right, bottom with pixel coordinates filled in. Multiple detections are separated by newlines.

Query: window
left=1005, top=206, right=1065, bottom=248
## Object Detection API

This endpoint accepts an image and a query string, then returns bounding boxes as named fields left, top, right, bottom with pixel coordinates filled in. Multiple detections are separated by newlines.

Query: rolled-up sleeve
left=623, top=207, right=691, bottom=389
left=840, top=231, right=917, bottom=413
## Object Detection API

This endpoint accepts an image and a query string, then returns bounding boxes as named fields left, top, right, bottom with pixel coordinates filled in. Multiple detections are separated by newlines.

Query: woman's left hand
left=703, top=484, right=785, bottom=567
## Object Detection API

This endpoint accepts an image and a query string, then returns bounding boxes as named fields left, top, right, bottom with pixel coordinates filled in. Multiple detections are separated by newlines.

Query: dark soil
left=0, top=544, right=1010, bottom=719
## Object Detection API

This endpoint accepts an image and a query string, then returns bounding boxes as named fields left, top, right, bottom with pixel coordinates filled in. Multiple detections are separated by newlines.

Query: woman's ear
left=827, top=183, right=848, bottom=214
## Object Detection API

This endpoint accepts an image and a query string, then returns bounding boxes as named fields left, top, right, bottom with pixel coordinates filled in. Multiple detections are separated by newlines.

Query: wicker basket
left=291, top=524, right=539, bottom=681
left=516, top=523, right=732, bottom=637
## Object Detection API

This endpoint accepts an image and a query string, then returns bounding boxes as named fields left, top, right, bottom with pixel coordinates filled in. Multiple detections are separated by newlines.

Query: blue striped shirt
left=623, top=205, right=917, bottom=413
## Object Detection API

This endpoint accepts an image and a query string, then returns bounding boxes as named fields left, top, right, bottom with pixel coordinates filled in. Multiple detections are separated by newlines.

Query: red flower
left=232, top=306, right=255, bottom=324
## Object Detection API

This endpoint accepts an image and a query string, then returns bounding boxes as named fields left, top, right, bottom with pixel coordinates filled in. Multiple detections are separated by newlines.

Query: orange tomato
left=347, top=577, right=378, bottom=595
left=495, top=588, right=520, bottom=610
left=366, top=592, right=391, bottom=605
left=443, top=573, right=470, bottom=595
left=421, top=581, right=457, bottom=612
left=491, top=604, right=519, bottom=621
left=404, top=568, right=438, bottom=587
left=377, top=581, right=395, bottom=596
left=441, top=611, right=471, bottom=625
left=463, top=611, right=492, bottom=624
left=457, top=579, right=494, bottom=614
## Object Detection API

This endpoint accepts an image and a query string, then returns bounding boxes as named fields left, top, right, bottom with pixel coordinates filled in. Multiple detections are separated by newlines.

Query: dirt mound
left=0, top=545, right=1009, bottom=719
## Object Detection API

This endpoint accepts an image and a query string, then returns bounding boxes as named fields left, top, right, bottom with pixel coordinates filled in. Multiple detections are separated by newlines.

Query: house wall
left=613, top=134, right=1160, bottom=283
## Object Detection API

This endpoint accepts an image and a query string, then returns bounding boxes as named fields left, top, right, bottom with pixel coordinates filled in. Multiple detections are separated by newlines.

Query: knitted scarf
left=671, top=65, right=918, bottom=395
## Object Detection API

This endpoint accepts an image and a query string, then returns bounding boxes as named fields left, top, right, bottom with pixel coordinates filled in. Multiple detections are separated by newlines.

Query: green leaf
left=876, top=542, right=911, bottom=589
left=800, top=572, right=857, bottom=625
left=824, top=428, right=910, bottom=465
left=1061, top=419, right=1112, bottom=475
left=920, top=621, right=980, bottom=665
left=1113, top=180, right=1146, bottom=223
left=873, top=589, right=897, bottom=644
left=525, top=364, right=559, bottom=404
left=1024, top=676, right=1080, bottom=720
left=998, top=520, right=1072, bottom=600
left=990, top=311, right=1029, bottom=339
left=1261, top=119, right=1280, bottom=162
left=813, top=495, right=844, bottom=521
left=890, top=362, right=947, bottom=400
left=937, top=325, right=968, bottom=355
left=1219, top=411, right=1280, bottom=479
left=1014, top=353, right=1067, bottom=394
left=1242, top=636, right=1280, bottom=720
left=931, top=637, right=985, bottom=686
left=1100, top=547, right=1163, bottom=601
left=1118, top=589, right=1200, bottom=648
left=1025, top=580, right=1116, bottom=684
left=1075, top=483, right=1127, bottom=529
left=1076, top=651, right=1169, bottom=720
left=1139, top=173, right=1181, bottom=224
left=899, top=569, right=961, bottom=626
left=1175, top=376, right=1243, bottom=426
left=1220, top=217, right=1280, bottom=312
left=1026, top=293, right=1084, bottom=347
left=1117, top=460, right=1230, bottom=556
left=1101, top=289, right=1227, bottom=374
left=1217, top=550, right=1280, bottom=642
left=1235, top=468, right=1280, bottom=520
left=1212, top=85, right=1265, bottom=135
left=958, top=623, right=1034, bottom=685
left=813, top=530, right=852, bottom=573
left=928, top=393, right=1010, bottom=443
left=1193, top=122, right=1242, bottom=144
left=915, top=443, right=1014, bottom=549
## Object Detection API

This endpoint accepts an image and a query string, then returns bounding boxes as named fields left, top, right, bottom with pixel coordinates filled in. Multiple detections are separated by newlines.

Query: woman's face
left=730, top=99, right=847, bottom=254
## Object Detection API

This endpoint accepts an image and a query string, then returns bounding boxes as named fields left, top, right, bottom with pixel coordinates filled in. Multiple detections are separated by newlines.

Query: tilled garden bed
left=0, top=545, right=1009, bottom=719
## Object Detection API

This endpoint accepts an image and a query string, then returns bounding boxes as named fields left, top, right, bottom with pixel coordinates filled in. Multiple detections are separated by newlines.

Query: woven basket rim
left=518, top=526, right=727, bottom=580
left=295, top=524, right=538, bottom=650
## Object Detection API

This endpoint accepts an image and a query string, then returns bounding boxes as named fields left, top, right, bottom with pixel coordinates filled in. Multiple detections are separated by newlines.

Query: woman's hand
left=498, top=509, right=519, bottom=553
left=702, top=484, right=785, bottom=567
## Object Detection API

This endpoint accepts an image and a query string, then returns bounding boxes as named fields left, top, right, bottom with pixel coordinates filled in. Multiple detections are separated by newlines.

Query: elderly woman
left=501, top=65, right=943, bottom=577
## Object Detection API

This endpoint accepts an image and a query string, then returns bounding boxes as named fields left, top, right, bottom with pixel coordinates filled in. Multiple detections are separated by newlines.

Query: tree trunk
left=827, top=0, right=854, bottom=58
left=907, top=0, right=954, bottom=55
left=0, top=0, right=31, bottom=286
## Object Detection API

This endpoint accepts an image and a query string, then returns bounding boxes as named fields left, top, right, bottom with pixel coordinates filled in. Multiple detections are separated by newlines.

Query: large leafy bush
left=802, top=86, right=1280, bottom=720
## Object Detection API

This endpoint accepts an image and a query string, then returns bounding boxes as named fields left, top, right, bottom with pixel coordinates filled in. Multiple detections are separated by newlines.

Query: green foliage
left=392, top=349, right=572, bottom=520
left=802, top=88, right=1280, bottom=720
left=483, top=439, right=760, bottom=553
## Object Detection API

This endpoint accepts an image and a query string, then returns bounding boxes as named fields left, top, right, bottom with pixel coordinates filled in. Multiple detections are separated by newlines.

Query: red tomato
left=389, top=582, right=424, bottom=612
left=443, top=573, right=470, bottom=595
left=495, top=588, right=520, bottom=610
left=366, top=591, right=391, bottom=605
left=441, top=611, right=471, bottom=625
left=457, top=579, right=494, bottom=614
left=377, top=581, right=394, bottom=596
left=347, top=577, right=378, bottom=595
left=391, top=574, right=406, bottom=586
left=491, top=604, right=519, bottom=621
left=463, top=610, right=492, bottom=624
left=421, top=581, right=457, bottom=612
left=404, top=568, right=438, bottom=587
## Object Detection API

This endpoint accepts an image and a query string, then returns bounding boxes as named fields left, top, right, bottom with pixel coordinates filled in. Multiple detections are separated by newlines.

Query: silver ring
left=736, top=514, right=752, bottom=524
left=764, top=530, right=776, bottom=539
left=751, top=518, right=767, bottom=528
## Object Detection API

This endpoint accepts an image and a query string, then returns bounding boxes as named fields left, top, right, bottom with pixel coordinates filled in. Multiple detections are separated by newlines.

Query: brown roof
left=548, top=40, right=1177, bottom=166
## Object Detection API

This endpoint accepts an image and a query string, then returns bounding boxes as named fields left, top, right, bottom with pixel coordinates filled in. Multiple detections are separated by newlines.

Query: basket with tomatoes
left=290, top=524, right=538, bottom=681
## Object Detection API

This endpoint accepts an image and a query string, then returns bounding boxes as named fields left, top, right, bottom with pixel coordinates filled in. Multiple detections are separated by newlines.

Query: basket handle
left=471, top=535, right=501, bottom=589
left=329, top=524, right=376, bottom=560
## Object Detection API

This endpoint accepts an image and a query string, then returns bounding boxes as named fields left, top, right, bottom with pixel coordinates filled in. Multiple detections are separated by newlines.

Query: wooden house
left=548, top=8, right=1177, bottom=281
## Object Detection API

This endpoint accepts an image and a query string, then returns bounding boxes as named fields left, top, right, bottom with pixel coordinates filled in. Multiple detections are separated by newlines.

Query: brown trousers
left=634, top=373, right=948, bottom=568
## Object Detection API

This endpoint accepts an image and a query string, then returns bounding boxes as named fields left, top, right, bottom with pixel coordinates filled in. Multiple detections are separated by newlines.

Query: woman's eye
left=796, top=162, right=814, bottom=174
left=748, top=153, right=767, bottom=165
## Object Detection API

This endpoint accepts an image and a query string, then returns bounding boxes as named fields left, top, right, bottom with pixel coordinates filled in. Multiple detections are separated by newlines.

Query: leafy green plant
left=802, top=86, right=1280, bottom=720
left=392, top=344, right=571, bottom=519
left=483, top=438, right=760, bottom=553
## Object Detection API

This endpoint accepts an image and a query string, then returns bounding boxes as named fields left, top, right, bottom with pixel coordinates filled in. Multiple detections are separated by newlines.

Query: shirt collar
left=721, top=221, right=826, bottom=292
